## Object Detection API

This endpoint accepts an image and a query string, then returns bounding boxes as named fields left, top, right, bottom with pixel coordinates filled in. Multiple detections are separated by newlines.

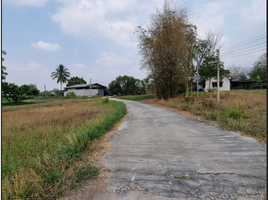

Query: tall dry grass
left=2, top=98, right=120, bottom=199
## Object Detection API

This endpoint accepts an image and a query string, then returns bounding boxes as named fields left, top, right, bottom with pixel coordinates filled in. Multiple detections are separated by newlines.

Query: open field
left=2, top=98, right=126, bottom=199
left=122, top=90, right=266, bottom=144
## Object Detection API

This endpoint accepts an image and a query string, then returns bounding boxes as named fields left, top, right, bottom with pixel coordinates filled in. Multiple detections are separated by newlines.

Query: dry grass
left=142, top=90, right=266, bottom=145
left=1, top=98, right=124, bottom=199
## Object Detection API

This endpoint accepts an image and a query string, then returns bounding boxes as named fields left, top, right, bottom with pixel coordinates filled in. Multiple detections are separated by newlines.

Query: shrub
left=74, top=162, right=99, bottom=181
left=92, top=94, right=101, bottom=98
left=226, top=109, right=243, bottom=119
left=81, top=96, right=88, bottom=99
left=180, top=104, right=189, bottom=111
left=65, top=92, right=77, bottom=98
left=102, top=97, right=109, bottom=104
left=202, top=100, right=216, bottom=109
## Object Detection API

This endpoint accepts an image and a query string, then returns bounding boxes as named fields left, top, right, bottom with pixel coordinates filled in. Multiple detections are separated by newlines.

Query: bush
left=180, top=104, right=189, bottom=111
left=226, top=109, right=243, bottom=119
left=81, top=96, right=88, bottom=99
left=102, top=97, right=109, bottom=104
left=92, top=94, right=101, bottom=98
left=65, top=92, right=77, bottom=98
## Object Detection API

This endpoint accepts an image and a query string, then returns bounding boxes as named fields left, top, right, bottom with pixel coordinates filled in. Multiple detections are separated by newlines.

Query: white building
left=63, top=83, right=107, bottom=97
left=205, top=74, right=254, bottom=91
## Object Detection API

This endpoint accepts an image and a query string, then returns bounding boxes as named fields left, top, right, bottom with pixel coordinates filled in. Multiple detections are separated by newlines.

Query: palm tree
left=51, top=64, right=70, bottom=91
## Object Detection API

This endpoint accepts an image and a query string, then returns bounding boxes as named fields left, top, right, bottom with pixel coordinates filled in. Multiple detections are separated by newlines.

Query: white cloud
left=8, top=61, right=42, bottom=71
left=31, top=41, right=61, bottom=51
left=240, top=0, right=266, bottom=22
left=95, top=52, right=130, bottom=66
left=51, top=0, right=163, bottom=47
left=3, top=0, right=49, bottom=7
left=195, top=2, right=225, bottom=38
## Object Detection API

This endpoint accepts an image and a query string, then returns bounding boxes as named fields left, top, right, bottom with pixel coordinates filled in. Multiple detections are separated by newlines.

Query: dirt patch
left=59, top=110, right=129, bottom=200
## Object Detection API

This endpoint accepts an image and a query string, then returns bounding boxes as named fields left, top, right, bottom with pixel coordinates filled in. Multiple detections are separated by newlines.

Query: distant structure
left=63, top=83, right=107, bottom=97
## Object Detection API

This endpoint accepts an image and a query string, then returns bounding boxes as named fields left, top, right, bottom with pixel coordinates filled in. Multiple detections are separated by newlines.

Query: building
left=205, top=73, right=254, bottom=91
left=63, top=83, right=107, bottom=97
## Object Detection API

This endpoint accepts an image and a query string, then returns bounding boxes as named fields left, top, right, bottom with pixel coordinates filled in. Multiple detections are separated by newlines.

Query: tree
left=66, top=76, right=87, bottom=87
left=2, top=83, right=40, bottom=102
left=199, top=55, right=230, bottom=90
left=52, top=88, right=64, bottom=96
left=2, top=50, right=8, bottom=81
left=227, top=65, right=252, bottom=75
left=51, top=64, right=70, bottom=91
left=108, top=75, right=145, bottom=96
left=250, top=52, right=266, bottom=85
left=135, top=0, right=192, bottom=100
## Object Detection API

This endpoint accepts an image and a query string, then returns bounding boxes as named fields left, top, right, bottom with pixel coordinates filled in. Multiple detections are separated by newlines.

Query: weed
left=74, top=162, right=99, bottom=181
left=92, top=94, right=101, bottom=98
left=226, top=109, right=243, bottom=119
left=102, top=97, right=109, bottom=104
left=180, top=104, right=189, bottom=111
left=65, top=92, right=77, bottom=98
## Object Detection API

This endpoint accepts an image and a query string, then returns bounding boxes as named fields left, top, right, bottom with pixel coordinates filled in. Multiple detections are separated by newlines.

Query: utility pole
left=44, top=85, right=46, bottom=97
left=196, top=46, right=199, bottom=102
left=217, top=49, right=220, bottom=102
left=90, top=78, right=92, bottom=97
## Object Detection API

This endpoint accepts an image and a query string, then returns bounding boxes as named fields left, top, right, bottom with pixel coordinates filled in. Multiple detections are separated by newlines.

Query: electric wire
left=221, top=45, right=266, bottom=56
left=221, top=42, right=266, bottom=55
left=221, top=33, right=266, bottom=50
left=221, top=36, right=266, bottom=52
left=223, top=49, right=266, bottom=59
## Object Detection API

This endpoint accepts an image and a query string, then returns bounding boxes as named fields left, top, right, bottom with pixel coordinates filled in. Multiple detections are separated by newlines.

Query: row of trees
left=2, top=51, right=40, bottom=102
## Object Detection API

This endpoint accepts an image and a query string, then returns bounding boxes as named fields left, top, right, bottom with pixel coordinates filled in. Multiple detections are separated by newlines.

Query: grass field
left=2, top=98, right=126, bottom=199
left=136, top=90, right=266, bottom=144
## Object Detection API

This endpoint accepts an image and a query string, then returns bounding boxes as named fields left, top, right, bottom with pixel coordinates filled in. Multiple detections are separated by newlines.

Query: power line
left=221, top=45, right=266, bottom=56
left=224, top=49, right=266, bottom=59
left=221, top=33, right=266, bottom=50
left=221, top=41, right=266, bottom=54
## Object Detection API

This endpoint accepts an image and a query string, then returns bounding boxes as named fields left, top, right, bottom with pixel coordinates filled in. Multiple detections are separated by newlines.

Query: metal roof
left=225, top=73, right=253, bottom=82
left=64, top=83, right=107, bottom=90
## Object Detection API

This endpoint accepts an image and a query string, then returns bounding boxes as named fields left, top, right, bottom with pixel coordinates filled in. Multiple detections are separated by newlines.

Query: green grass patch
left=102, top=97, right=109, bottom=104
left=2, top=99, right=126, bottom=199
left=2, top=101, right=41, bottom=107
left=117, top=94, right=155, bottom=101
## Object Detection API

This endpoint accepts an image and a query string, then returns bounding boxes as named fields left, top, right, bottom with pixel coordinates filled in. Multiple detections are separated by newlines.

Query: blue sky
left=1, top=0, right=266, bottom=91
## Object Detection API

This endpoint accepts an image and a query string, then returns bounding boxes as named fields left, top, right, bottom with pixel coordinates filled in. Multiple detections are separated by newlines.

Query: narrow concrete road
left=103, top=99, right=266, bottom=199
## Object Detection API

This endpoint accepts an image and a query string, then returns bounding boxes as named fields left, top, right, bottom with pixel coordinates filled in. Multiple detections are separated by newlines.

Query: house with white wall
left=205, top=73, right=254, bottom=91
left=63, top=83, right=107, bottom=97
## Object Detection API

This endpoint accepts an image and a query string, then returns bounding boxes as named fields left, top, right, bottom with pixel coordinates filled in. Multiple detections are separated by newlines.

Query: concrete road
left=103, top=99, right=266, bottom=199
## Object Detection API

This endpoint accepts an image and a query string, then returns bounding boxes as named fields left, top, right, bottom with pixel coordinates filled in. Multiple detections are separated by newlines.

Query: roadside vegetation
left=116, top=94, right=155, bottom=101
left=2, top=98, right=126, bottom=199
left=140, top=90, right=266, bottom=144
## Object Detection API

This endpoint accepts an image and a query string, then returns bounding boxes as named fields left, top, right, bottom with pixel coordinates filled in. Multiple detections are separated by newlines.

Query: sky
left=1, top=0, right=266, bottom=92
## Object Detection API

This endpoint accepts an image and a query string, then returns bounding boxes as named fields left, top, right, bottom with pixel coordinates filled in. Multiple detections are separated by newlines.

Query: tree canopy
left=108, top=75, right=146, bottom=96
left=250, top=52, right=266, bottom=85
left=2, top=50, right=8, bottom=81
left=2, top=83, right=40, bottom=102
left=135, top=0, right=192, bottom=100
left=51, top=64, right=70, bottom=90
left=66, top=76, right=86, bottom=87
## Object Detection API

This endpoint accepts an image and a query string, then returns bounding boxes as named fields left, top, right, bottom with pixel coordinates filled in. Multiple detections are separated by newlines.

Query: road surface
left=102, top=98, right=266, bottom=199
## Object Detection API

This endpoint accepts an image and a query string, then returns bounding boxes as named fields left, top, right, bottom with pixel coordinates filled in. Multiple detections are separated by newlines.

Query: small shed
left=63, top=83, right=107, bottom=97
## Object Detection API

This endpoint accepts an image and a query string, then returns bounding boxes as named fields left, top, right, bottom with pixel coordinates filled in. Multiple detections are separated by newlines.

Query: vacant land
left=120, top=90, right=266, bottom=144
left=2, top=98, right=126, bottom=199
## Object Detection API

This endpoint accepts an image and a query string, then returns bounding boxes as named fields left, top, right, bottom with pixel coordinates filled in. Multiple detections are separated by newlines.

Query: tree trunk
left=186, top=81, right=189, bottom=98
